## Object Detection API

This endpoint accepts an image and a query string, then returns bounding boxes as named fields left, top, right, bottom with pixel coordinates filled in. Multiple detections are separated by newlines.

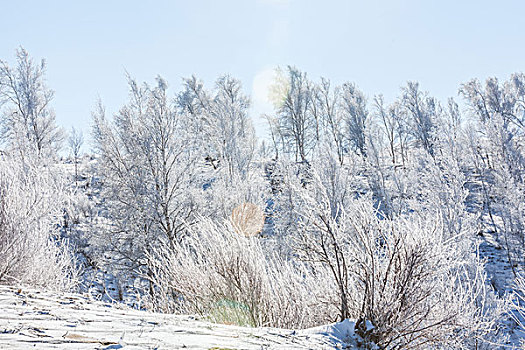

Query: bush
left=0, top=158, right=78, bottom=291
left=292, top=173, right=504, bottom=349
left=146, top=218, right=337, bottom=329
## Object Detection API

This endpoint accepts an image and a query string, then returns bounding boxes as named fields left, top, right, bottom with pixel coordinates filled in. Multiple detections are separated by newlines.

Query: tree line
left=1, top=47, right=524, bottom=349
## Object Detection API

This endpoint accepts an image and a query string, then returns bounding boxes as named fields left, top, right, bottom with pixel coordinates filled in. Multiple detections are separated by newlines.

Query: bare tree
left=178, top=75, right=264, bottom=221
left=210, top=75, right=256, bottom=180
left=400, top=82, right=436, bottom=156
left=92, top=75, right=199, bottom=277
left=263, top=113, right=283, bottom=160
left=461, top=74, right=525, bottom=273
left=0, top=47, right=64, bottom=159
left=68, top=127, right=84, bottom=186
left=314, top=78, right=345, bottom=164
left=341, top=82, right=368, bottom=157
left=374, top=95, right=397, bottom=165
left=275, top=66, right=316, bottom=162
left=460, top=74, right=525, bottom=128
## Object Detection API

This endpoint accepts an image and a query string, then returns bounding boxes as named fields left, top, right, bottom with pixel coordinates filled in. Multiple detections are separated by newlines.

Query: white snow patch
left=0, top=285, right=364, bottom=349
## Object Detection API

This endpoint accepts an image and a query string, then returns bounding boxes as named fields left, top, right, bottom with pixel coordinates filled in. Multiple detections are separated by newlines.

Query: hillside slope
left=0, top=285, right=362, bottom=349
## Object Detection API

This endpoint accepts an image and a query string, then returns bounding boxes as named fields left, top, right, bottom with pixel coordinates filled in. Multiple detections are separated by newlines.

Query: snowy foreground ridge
left=0, top=285, right=364, bottom=349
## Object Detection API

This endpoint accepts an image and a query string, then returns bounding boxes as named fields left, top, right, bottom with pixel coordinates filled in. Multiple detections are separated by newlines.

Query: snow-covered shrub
left=146, top=217, right=337, bottom=329
left=0, top=158, right=78, bottom=291
left=291, top=171, right=503, bottom=349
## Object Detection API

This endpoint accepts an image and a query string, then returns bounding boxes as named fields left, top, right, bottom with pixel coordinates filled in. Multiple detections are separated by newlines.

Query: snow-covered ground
left=0, top=285, right=363, bottom=349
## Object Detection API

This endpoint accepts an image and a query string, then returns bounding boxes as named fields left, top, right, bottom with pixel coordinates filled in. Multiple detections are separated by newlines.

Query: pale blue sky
left=1, top=0, right=525, bottom=140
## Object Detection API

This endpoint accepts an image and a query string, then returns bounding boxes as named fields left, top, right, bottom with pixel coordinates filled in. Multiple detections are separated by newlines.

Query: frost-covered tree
left=178, top=75, right=264, bottom=220
left=460, top=74, right=525, bottom=128
left=340, top=82, right=368, bottom=157
left=68, top=126, right=83, bottom=185
left=208, top=75, right=256, bottom=179
left=400, top=82, right=437, bottom=156
left=0, top=49, right=77, bottom=292
left=273, top=66, right=316, bottom=162
left=461, top=74, right=525, bottom=274
left=373, top=95, right=409, bottom=166
left=0, top=47, right=64, bottom=159
left=92, top=76, right=200, bottom=275
left=178, top=75, right=256, bottom=173
left=313, top=78, right=345, bottom=164
left=93, top=73, right=263, bottom=281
